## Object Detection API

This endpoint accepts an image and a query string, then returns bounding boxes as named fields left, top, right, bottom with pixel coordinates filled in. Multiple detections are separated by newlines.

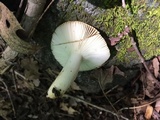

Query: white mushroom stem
left=47, top=52, right=82, bottom=99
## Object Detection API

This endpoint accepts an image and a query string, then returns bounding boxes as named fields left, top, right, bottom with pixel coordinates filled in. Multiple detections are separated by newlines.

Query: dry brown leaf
left=152, top=58, right=159, bottom=78
left=98, top=66, right=114, bottom=89
left=114, top=66, right=124, bottom=76
left=134, top=101, right=147, bottom=114
left=67, top=107, right=78, bottom=115
left=155, top=100, right=160, bottom=112
left=18, top=58, right=40, bottom=88
left=93, top=66, right=125, bottom=90
left=21, top=58, right=40, bottom=80
left=32, top=79, right=40, bottom=87
left=17, top=79, right=35, bottom=90
left=0, top=46, right=17, bottom=75
left=71, top=82, right=81, bottom=90
left=143, top=71, right=160, bottom=98
left=2, top=47, right=18, bottom=61
left=60, top=102, right=77, bottom=115
left=145, top=105, right=153, bottom=120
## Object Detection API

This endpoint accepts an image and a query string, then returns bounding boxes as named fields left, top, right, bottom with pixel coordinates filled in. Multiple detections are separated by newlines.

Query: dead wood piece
left=0, top=2, right=39, bottom=54
left=21, top=0, right=47, bottom=38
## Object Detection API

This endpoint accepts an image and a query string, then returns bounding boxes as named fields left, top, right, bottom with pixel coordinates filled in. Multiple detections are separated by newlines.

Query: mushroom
left=47, top=21, right=110, bottom=99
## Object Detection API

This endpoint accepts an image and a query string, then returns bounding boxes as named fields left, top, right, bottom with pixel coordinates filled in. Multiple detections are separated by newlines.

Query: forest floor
left=0, top=37, right=160, bottom=120
left=1, top=1, right=160, bottom=120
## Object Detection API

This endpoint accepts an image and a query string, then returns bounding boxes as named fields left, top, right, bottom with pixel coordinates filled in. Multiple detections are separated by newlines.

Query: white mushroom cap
left=47, top=21, right=110, bottom=99
left=51, top=21, right=110, bottom=71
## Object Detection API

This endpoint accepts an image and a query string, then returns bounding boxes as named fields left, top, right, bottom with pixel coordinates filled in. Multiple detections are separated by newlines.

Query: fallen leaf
left=92, top=66, right=125, bottom=90
left=2, top=47, right=18, bottom=61
left=133, top=101, right=147, bottom=114
left=69, top=98, right=78, bottom=107
left=152, top=57, right=159, bottom=78
left=21, top=58, right=40, bottom=80
left=28, top=114, right=38, bottom=119
left=33, top=79, right=40, bottom=87
left=60, top=102, right=77, bottom=115
left=97, top=66, right=114, bottom=89
left=155, top=100, right=160, bottom=112
left=68, top=107, right=77, bottom=115
left=152, top=110, right=160, bottom=119
left=114, top=66, right=124, bottom=76
left=141, top=71, right=160, bottom=98
left=19, top=57, right=40, bottom=88
left=71, top=82, right=81, bottom=90
left=145, top=105, right=153, bottom=120
left=17, top=79, right=35, bottom=90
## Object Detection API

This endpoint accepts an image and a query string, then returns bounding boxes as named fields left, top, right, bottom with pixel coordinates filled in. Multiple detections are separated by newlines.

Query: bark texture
left=21, top=0, right=47, bottom=38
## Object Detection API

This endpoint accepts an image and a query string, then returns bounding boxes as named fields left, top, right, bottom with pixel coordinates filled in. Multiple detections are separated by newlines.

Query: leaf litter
left=1, top=31, right=160, bottom=120
left=1, top=53, right=160, bottom=119
left=0, top=3, right=160, bottom=120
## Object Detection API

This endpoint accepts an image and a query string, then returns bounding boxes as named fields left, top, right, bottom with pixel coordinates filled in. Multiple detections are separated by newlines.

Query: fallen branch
left=21, top=0, right=47, bottom=38
left=64, top=94, right=129, bottom=120
left=29, top=0, right=55, bottom=38
left=0, top=2, right=39, bottom=54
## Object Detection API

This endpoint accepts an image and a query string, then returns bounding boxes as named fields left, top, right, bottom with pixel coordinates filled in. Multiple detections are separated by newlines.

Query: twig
left=129, top=34, right=157, bottom=81
left=16, top=0, right=25, bottom=18
left=0, top=78, right=16, bottom=118
left=29, top=0, right=55, bottom=37
left=133, top=105, right=137, bottom=120
left=14, top=70, right=27, bottom=80
left=118, top=97, right=159, bottom=112
left=105, top=85, right=119, bottom=95
left=98, top=80, right=118, bottom=113
left=130, top=37, right=149, bottom=73
left=0, top=66, right=10, bottom=75
left=0, top=62, right=12, bottom=75
left=64, top=94, right=129, bottom=120
left=11, top=69, right=18, bottom=92
left=113, top=95, right=127, bottom=106
left=55, top=112, right=74, bottom=117
left=38, top=0, right=54, bottom=23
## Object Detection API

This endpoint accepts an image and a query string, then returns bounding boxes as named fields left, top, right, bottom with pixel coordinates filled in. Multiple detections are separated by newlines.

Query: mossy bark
left=35, top=0, right=160, bottom=67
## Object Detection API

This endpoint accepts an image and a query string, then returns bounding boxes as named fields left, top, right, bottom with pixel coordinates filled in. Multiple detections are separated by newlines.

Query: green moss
left=56, top=0, right=160, bottom=66
left=95, top=0, right=160, bottom=65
